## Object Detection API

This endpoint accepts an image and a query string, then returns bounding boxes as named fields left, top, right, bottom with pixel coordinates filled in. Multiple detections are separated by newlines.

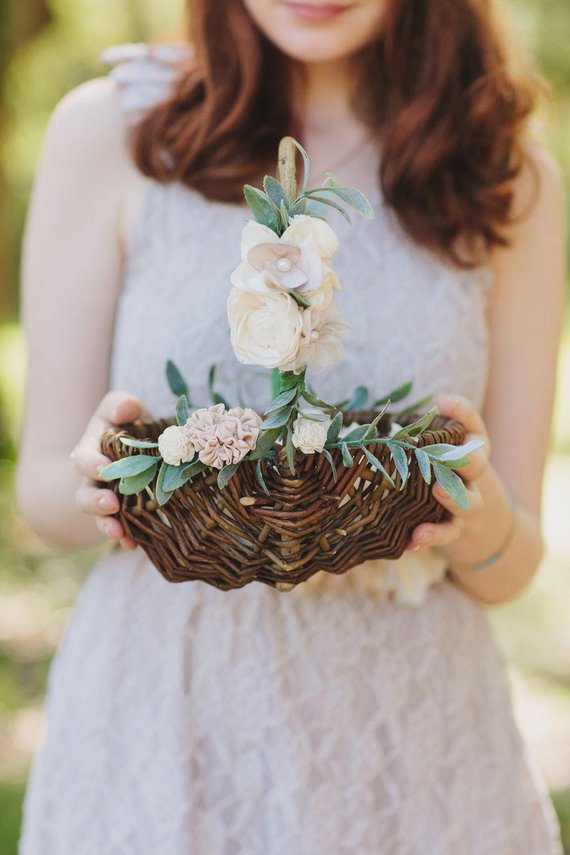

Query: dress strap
left=100, top=42, right=194, bottom=126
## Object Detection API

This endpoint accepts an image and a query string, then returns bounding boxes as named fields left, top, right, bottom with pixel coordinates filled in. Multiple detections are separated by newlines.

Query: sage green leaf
left=388, top=443, right=409, bottom=487
left=440, top=456, right=470, bottom=469
left=363, top=447, right=395, bottom=488
left=326, top=411, right=343, bottom=445
left=119, top=461, right=158, bottom=495
left=271, top=368, right=281, bottom=399
left=291, top=138, right=310, bottom=195
left=373, top=380, right=413, bottom=407
left=217, top=462, right=240, bottom=489
left=364, top=406, right=389, bottom=440
left=433, top=463, right=470, bottom=511
left=176, top=394, right=189, bottom=426
left=301, top=390, right=336, bottom=410
left=119, top=437, right=159, bottom=449
left=163, top=462, right=192, bottom=492
left=98, top=454, right=159, bottom=481
left=314, top=185, right=375, bottom=219
left=302, top=199, right=328, bottom=220
left=265, top=387, right=298, bottom=413
left=392, top=407, right=437, bottom=439
left=166, top=359, right=189, bottom=399
left=341, top=442, right=353, bottom=468
left=298, top=410, right=329, bottom=422
left=279, top=199, right=289, bottom=231
left=248, top=427, right=282, bottom=460
left=302, top=194, right=352, bottom=225
left=436, top=438, right=486, bottom=461
left=155, top=460, right=175, bottom=507
left=263, top=175, right=289, bottom=211
left=323, top=448, right=338, bottom=482
left=179, top=459, right=206, bottom=480
left=261, top=406, right=293, bottom=430
left=323, top=171, right=340, bottom=188
left=279, top=370, right=306, bottom=392
left=414, top=448, right=432, bottom=484
left=285, top=426, right=296, bottom=475
left=256, top=460, right=270, bottom=495
left=396, top=394, right=434, bottom=418
left=208, top=364, right=229, bottom=408
left=342, top=424, right=370, bottom=443
left=346, top=385, right=369, bottom=411
left=243, top=185, right=280, bottom=233
left=288, top=197, right=307, bottom=216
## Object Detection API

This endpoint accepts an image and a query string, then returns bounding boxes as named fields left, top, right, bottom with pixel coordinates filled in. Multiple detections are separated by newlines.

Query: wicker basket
left=100, top=410, right=464, bottom=591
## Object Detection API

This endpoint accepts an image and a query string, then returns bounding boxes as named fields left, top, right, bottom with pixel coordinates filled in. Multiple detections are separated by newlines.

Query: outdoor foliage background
left=0, top=1, right=569, bottom=851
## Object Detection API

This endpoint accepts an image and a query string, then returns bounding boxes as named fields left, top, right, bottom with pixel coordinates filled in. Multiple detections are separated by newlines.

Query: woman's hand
left=71, top=390, right=151, bottom=550
left=405, top=392, right=492, bottom=554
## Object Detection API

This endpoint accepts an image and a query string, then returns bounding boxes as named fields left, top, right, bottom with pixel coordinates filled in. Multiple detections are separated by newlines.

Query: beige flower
left=288, top=302, right=350, bottom=373
left=227, top=288, right=304, bottom=369
left=291, top=415, right=330, bottom=454
left=157, top=425, right=195, bottom=466
left=185, top=404, right=262, bottom=469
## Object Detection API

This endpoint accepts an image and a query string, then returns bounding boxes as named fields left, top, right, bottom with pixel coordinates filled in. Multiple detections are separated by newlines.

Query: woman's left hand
left=404, top=392, right=491, bottom=553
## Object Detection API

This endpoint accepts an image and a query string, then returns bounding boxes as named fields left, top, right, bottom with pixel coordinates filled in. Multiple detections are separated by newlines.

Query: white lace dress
left=19, top=43, right=563, bottom=855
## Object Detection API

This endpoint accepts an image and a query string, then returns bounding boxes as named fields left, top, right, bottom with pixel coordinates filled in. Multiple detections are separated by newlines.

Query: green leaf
left=346, top=385, right=369, bottom=411
left=301, top=390, right=336, bottom=409
left=256, top=460, right=270, bottom=495
left=435, top=438, right=486, bottom=461
left=207, top=364, right=230, bottom=408
left=326, top=411, right=343, bottom=445
left=217, top=462, right=240, bottom=489
left=279, top=199, right=289, bottom=231
left=362, top=447, right=395, bottom=488
left=298, top=410, right=330, bottom=422
left=163, top=462, right=192, bottom=492
left=288, top=197, right=307, bottom=216
left=265, top=387, right=298, bottom=413
left=176, top=394, right=189, bottom=426
left=322, top=448, right=338, bottom=482
left=179, top=460, right=206, bottom=480
left=317, top=185, right=375, bottom=219
left=432, top=463, right=470, bottom=511
left=302, top=199, right=328, bottom=220
left=396, top=394, right=434, bottom=419
left=323, top=171, right=340, bottom=188
left=263, top=175, right=289, bottom=211
left=261, top=406, right=293, bottom=430
left=155, top=460, right=175, bottom=506
left=98, top=454, right=159, bottom=481
left=166, top=359, right=189, bottom=399
left=291, top=138, right=310, bottom=195
left=414, top=448, right=432, bottom=484
left=440, top=456, right=470, bottom=469
left=247, top=427, right=282, bottom=460
left=119, top=437, right=159, bottom=449
left=387, top=443, right=409, bottom=487
left=392, top=407, right=437, bottom=439
left=118, top=461, right=158, bottom=495
left=288, top=289, right=311, bottom=308
left=341, top=442, right=353, bottom=468
left=341, top=423, right=370, bottom=443
left=243, top=185, right=280, bottom=233
left=285, top=426, right=296, bottom=475
left=279, top=370, right=306, bottom=392
left=301, top=194, right=352, bottom=226
left=373, top=380, right=413, bottom=407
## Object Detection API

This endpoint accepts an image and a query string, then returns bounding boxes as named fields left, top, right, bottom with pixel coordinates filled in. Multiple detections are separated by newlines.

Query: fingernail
left=98, top=496, right=115, bottom=510
left=96, top=463, right=106, bottom=475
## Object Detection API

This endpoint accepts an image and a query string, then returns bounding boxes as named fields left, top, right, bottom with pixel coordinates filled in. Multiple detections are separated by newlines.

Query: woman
left=16, top=0, right=565, bottom=852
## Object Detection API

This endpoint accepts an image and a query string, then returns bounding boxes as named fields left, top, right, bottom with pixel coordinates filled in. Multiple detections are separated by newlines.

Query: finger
left=94, top=514, right=138, bottom=549
left=435, top=393, right=488, bottom=439
left=75, top=482, right=120, bottom=515
left=73, top=445, right=114, bottom=481
left=406, top=516, right=465, bottom=550
left=432, top=481, right=484, bottom=517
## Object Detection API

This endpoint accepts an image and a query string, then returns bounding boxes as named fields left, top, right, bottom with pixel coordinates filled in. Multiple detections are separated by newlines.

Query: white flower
left=291, top=415, right=330, bottom=455
left=227, top=288, right=304, bottom=370
left=230, top=215, right=340, bottom=298
left=289, top=302, right=350, bottom=373
left=157, top=425, right=195, bottom=466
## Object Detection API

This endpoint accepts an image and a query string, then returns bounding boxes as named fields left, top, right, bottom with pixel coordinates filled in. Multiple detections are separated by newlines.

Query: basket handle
left=277, top=136, right=298, bottom=203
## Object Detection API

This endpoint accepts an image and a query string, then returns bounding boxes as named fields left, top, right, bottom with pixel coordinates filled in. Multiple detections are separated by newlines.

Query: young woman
left=16, top=0, right=566, bottom=852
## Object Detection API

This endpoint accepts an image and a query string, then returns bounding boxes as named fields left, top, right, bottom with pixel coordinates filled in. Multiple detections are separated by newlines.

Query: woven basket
left=100, top=410, right=464, bottom=591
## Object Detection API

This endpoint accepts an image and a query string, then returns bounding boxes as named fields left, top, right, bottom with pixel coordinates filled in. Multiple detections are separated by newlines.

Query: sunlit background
left=0, top=0, right=569, bottom=851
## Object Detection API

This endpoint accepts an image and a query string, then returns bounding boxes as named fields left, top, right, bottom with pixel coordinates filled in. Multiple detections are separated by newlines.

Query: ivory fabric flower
left=185, top=404, right=262, bottom=469
left=157, top=425, right=195, bottom=466
left=291, top=415, right=330, bottom=455
left=290, top=302, right=350, bottom=372
left=230, top=215, right=340, bottom=298
left=227, top=288, right=304, bottom=369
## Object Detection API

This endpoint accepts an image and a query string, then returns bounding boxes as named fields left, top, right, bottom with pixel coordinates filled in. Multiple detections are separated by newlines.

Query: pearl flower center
left=276, top=257, right=292, bottom=272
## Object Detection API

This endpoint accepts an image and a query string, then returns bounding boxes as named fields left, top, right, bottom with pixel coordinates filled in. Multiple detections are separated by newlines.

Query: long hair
left=133, top=0, right=543, bottom=268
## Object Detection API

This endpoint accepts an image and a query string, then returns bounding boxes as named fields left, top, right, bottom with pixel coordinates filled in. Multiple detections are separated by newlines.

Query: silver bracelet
left=468, top=493, right=517, bottom=572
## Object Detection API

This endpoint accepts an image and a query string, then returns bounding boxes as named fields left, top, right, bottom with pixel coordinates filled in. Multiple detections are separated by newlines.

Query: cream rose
left=157, top=425, right=195, bottom=466
left=281, top=214, right=340, bottom=258
left=227, top=288, right=304, bottom=369
left=291, top=415, right=330, bottom=455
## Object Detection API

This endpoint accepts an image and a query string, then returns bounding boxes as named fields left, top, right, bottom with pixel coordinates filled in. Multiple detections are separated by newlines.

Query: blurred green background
left=0, top=0, right=569, bottom=852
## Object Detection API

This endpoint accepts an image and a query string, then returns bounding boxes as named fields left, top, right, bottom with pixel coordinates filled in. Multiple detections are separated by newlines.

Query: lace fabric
left=18, top=43, right=563, bottom=854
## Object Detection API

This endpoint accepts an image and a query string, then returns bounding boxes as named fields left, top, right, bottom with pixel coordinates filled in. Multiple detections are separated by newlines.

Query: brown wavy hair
left=133, top=0, right=543, bottom=268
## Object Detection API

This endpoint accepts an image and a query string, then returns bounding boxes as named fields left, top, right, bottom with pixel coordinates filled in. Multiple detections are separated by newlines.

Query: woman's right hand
left=72, top=390, right=151, bottom=550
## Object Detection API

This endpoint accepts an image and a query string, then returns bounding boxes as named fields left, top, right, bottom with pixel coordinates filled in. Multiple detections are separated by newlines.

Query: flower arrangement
left=97, top=136, right=483, bottom=589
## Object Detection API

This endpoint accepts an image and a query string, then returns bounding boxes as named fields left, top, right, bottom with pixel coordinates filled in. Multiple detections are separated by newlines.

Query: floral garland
left=99, top=138, right=484, bottom=510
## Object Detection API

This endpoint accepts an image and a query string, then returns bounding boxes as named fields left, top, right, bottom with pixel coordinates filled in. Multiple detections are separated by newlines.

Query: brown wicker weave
left=100, top=411, right=464, bottom=591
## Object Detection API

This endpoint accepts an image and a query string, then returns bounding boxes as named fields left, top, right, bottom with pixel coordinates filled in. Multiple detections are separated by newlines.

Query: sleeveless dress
left=19, top=43, right=563, bottom=855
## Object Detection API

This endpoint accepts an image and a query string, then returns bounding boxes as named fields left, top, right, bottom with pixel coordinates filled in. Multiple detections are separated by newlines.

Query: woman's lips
left=283, top=2, right=352, bottom=22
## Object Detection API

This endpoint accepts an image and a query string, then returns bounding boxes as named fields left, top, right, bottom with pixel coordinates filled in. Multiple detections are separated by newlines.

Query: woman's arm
left=412, top=142, right=566, bottom=606
left=15, top=76, right=142, bottom=549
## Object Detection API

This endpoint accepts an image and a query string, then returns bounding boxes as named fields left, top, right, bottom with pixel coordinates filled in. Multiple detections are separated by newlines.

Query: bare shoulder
left=509, top=137, right=565, bottom=223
